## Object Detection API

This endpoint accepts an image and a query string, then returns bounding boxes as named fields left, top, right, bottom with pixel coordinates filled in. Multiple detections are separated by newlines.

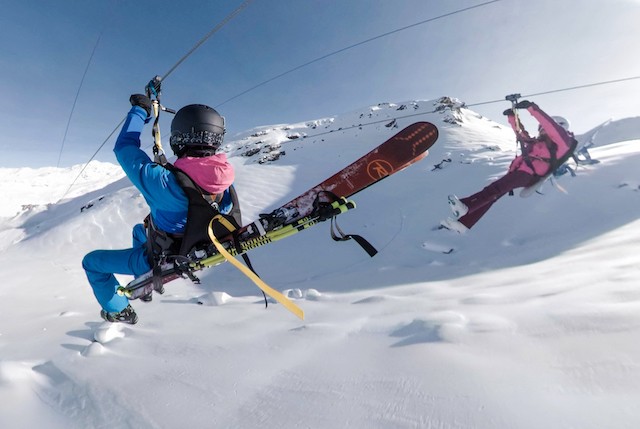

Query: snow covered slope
left=1, top=98, right=640, bottom=429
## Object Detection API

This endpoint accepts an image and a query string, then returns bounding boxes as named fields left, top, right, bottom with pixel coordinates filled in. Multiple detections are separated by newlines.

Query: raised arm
left=526, top=103, right=574, bottom=148
left=504, top=109, right=532, bottom=142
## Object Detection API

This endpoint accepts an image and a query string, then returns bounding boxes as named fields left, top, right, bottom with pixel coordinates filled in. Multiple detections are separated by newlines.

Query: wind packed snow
left=1, top=98, right=640, bottom=428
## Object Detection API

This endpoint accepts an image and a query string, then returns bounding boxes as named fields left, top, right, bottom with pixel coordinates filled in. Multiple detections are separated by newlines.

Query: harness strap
left=313, top=191, right=378, bottom=258
left=211, top=214, right=236, bottom=232
left=143, top=214, right=184, bottom=291
left=329, top=216, right=378, bottom=257
left=207, top=215, right=304, bottom=319
left=146, top=76, right=168, bottom=166
left=519, top=138, right=556, bottom=178
left=209, top=213, right=268, bottom=308
left=144, top=214, right=182, bottom=264
left=232, top=234, right=268, bottom=308
left=203, top=193, right=224, bottom=207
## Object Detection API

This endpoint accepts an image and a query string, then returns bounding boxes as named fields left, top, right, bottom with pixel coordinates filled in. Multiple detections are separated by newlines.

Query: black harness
left=144, top=163, right=241, bottom=265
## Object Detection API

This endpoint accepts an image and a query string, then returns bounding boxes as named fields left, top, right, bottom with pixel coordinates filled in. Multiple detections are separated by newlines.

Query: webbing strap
left=313, top=192, right=378, bottom=257
left=151, top=100, right=168, bottom=165
left=212, top=214, right=268, bottom=307
left=207, top=216, right=303, bottom=320
left=329, top=217, right=378, bottom=257
left=232, top=235, right=268, bottom=308
left=212, top=214, right=236, bottom=233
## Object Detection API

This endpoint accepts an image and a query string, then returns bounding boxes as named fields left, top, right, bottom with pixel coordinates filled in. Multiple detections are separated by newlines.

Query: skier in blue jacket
left=82, top=94, right=235, bottom=324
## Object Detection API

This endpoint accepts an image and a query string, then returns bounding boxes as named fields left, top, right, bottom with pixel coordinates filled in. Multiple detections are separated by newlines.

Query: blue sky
left=1, top=0, right=639, bottom=167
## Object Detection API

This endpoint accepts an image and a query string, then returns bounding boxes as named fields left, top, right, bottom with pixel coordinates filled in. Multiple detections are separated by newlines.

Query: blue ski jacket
left=83, top=105, right=236, bottom=314
left=114, top=106, right=188, bottom=233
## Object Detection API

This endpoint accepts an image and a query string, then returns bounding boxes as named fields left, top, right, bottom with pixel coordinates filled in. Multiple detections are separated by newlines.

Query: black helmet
left=170, top=104, right=226, bottom=157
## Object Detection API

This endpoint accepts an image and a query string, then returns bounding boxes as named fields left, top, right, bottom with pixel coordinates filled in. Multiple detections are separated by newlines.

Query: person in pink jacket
left=442, top=100, right=575, bottom=233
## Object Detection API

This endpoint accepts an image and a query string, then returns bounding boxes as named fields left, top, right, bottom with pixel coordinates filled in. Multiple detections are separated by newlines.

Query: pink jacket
left=507, top=104, right=574, bottom=176
left=174, top=153, right=235, bottom=195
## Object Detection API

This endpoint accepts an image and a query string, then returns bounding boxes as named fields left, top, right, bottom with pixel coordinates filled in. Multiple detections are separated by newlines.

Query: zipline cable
left=61, top=0, right=254, bottom=201
left=63, top=0, right=636, bottom=199
left=60, top=119, right=125, bottom=201
left=467, top=75, right=640, bottom=108
left=162, top=0, right=254, bottom=81
left=215, top=0, right=502, bottom=108
left=297, top=74, right=640, bottom=140
left=56, top=22, right=109, bottom=167
left=65, top=72, right=640, bottom=201
left=63, top=0, right=494, bottom=199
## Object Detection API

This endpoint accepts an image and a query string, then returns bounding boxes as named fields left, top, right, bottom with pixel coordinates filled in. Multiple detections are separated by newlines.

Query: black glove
left=503, top=108, right=515, bottom=116
left=129, top=94, right=152, bottom=116
left=515, top=100, right=533, bottom=109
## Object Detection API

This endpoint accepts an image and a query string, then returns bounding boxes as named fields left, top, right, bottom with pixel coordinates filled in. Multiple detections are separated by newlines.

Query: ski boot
left=440, top=217, right=468, bottom=235
left=447, top=194, right=468, bottom=218
left=100, top=304, right=139, bottom=324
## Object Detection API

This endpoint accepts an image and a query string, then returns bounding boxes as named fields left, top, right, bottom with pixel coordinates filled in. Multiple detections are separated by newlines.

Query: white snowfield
left=1, top=99, right=640, bottom=429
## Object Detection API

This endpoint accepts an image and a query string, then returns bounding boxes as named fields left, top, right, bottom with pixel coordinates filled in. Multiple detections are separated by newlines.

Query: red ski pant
left=458, top=170, right=538, bottom=229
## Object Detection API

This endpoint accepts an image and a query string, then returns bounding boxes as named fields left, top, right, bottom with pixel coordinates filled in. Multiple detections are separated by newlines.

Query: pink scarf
left=174, top=154, right=235, bottom=194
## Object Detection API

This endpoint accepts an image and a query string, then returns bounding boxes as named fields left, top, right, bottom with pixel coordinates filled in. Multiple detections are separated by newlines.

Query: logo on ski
left=394, top=122, right=438, bottom=157
left=367, top=159, right=393, bottom=180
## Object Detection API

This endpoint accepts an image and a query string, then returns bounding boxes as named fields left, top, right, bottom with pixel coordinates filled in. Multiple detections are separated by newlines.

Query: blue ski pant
left=82, top=224, right=151, bottom=313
